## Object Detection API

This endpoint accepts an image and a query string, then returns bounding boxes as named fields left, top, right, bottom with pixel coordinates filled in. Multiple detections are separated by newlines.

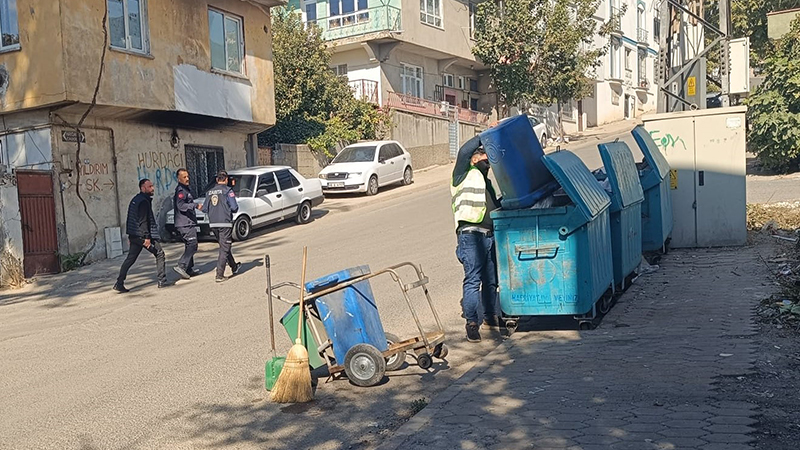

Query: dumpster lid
left=631, top=125, right=670, bottom=179
left=305, top=266, right=371, bottom=294
left=542, top=150, right=611, bottom=221
left=598, top=142, right=645, bottom=209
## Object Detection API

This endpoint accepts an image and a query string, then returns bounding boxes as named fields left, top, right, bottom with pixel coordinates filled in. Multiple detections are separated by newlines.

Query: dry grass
left=747, top=202, right=800, bottom=231
left=1, top=249, right=26, bottom=289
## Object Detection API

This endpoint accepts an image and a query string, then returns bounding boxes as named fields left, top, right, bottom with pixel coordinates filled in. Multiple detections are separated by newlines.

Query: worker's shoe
left=173, top=266, right=191, bottom=280
left=231, top=262, right=242, bottom=276
left=157, top=281, right=171, bottom=289
left=466, top=322, right=481, bottom=343
left=215, top=276, right=228, bottom=283
left=481, top=315, right=505, bottom=331
left=113, top=283, right=129, bottom=293
left=187, top=268, right=202, bottom=277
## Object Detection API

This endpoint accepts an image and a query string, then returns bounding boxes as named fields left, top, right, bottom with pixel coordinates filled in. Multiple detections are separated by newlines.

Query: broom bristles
left=270, top=339, right=313, bottom=403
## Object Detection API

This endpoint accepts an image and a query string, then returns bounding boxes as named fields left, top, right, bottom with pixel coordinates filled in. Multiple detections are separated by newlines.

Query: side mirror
left=379, top=158, right=386, bottom=164
left=256, top=189, right=267, bottom=197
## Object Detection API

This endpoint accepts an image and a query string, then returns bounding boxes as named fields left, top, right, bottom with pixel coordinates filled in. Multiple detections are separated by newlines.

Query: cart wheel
left=578, top=321, right=595, bottom=331
left=417, top=353, right=433, bottom=370
left=344, top=344, right=386, bottom=387
left=384, top=333, right=406, bottom=372
left=505, top=320, right=518, bottom=334
left=432, top=343, right=448, bottom=359
left=599, top=292, right=613, bottom=314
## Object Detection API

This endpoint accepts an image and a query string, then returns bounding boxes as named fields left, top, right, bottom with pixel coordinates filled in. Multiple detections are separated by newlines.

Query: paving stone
left=622, top=423, right=667, bottom=433
left=654, top=437, right=709, bottom=447
left=609, top=441, right=661, bottom=450
left=702, top=424, right=755, bottom=434
left=706, top=416, right=757, bottom=426
left=657, top=427, right=709, bottom=438
left=700, top=444, right=754, bottom=450
left=665, top=411, right=712, bottom=421
left=663, top=420, right=711, bottom=429
left=543, top=421, right=586, bottom=431
left=573, top=434, right=622, bottom=445
left=701, top=433, right=755, bottom=444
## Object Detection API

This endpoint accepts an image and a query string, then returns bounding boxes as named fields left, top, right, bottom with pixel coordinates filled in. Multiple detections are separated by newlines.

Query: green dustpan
left=264, top=255, right=285, bottom=390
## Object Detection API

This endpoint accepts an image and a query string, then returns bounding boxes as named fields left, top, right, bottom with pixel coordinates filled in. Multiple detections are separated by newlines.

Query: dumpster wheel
left=384, top=333, right=406, bottom=372
left=599, top=291, right=615, bottom=314
left=578, top=320, right=595, bottom=330
left=344, top=344, right=386, bottom=387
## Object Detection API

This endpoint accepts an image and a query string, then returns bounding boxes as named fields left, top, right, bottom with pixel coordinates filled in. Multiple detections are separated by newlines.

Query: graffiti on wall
left=78, top=162, right=115, bottom=193
left=649, top=130, right=687, bottom=153
left=136, top=151, right=185, bottom=196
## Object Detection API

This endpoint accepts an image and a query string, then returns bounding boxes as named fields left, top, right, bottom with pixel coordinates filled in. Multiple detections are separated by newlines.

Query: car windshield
left=332, top=146, right=376, bottom=163
left=200, top=175, right=256, bottom=198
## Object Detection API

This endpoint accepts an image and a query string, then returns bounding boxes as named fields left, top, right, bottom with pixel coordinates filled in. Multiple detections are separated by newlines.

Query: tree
left=259, top=9, right=389, bottom=156
left=746, top=17, right=800, bottom=172
left=472, top=0, right=621, bottom=136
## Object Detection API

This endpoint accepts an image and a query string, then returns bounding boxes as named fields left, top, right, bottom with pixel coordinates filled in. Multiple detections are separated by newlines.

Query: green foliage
left=60, top=253, right=85, bottom=272
left=746, top=18, right=800, bottom=172
left=472, top=0, right=617, bottom=123
left=410, top=397, right=428, bottom=414
left=259, top=8, right=390, bottom=157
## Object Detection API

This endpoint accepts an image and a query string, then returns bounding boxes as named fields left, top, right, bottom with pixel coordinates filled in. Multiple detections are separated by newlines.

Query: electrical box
left=642, top=106, right=747, bottom=248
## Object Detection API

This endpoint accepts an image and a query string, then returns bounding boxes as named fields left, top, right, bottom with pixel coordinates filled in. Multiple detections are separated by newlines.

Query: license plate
left=328, top=182, right=344, bottom=188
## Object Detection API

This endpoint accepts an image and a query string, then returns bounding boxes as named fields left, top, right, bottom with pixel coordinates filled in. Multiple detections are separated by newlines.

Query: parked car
left=166, top=166, right=324, bottom=241
left=318, top=140, right=413, bottom=196
left=498, top=114, right=548, bottom=149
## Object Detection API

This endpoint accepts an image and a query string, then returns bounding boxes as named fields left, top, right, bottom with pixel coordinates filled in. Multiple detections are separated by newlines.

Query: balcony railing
left=312, top=5, right=402, bottom=42
left=609, top=7, right=623, bottom=34
left=385, top=92, right=489, bottom=126
left=348, top=79, right=379, bottom=104
left=637, top=78, right=651, bottom=90
left=637, top=27, right=649, bottom=44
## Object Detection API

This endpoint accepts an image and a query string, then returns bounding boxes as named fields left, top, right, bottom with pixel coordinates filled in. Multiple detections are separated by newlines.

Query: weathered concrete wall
left=52, top=113, right=248, bottom=261
left=0, top=176, right=24, bottom=286
left=272, top=144, right=327, bottom=179
left=390, top=110, right=482, bottom=167
left=0, top=0, right=67, bottom=113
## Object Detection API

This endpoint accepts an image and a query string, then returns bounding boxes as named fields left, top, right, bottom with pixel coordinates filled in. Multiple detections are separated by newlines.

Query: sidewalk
left=378, top=244, right=767, bottom=450
left=566, top=119, right=643, bottom=146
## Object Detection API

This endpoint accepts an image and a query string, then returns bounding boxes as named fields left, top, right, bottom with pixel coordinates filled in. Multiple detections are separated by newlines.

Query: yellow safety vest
left=451, top=168, right=487, bottom=229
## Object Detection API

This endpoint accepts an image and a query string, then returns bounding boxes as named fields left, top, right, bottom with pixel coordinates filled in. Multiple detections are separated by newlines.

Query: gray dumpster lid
left=598, top=142, right=645, bottom=209
left=542, top=150, right=611, bottom=222
left=631, top=125, right=670, bottom=179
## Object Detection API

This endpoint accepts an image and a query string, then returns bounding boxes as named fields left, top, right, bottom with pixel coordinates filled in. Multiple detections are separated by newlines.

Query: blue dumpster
left=597, top=142, right=645, bottom=289
left=492, top=150, right=614, bottom=321
left=480, top=115, right=556, bottom=210
left=631, top=125, right=673, bottom=252
left=304, top=266, right=388, bottom=366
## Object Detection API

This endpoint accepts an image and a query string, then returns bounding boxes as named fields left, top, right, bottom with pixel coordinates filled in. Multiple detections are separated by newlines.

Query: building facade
left=0, top=0, right=281, bottom=283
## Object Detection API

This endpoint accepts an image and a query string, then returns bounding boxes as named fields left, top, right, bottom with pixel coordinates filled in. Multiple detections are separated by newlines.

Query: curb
left=374, top=336, right=520, bottom=450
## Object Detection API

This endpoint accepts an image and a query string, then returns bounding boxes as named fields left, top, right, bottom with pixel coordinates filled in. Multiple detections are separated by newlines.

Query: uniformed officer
left=114, top=179, right=167, bottom=292
left=172, top=168, right=203, bottom=280
left=202, top=170, right=242, bottom=283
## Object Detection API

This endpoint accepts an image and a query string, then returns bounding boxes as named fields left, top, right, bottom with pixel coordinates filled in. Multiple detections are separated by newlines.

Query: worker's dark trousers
left=212, top=227, right=237, bottom=278
left=177, top=226, right=198, bottom=271
left=456, top=231, right=499, bottom=325
left=117, top=237, right=166, bottom=285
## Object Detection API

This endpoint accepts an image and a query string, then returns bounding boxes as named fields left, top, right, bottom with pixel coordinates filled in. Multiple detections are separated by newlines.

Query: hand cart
left=267, top=261, right=447, bottom=387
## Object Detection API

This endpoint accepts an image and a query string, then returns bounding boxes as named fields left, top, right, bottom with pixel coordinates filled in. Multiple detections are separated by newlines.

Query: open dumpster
left=631, top=125, right=673, bottom=252
left=597, top=141, right=645, bottom=291
left=492, top=150, right=614, bottom=330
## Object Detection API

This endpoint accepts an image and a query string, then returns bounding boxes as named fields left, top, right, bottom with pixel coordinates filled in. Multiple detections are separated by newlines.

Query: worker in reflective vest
left=451, top=135, right=502, bottom=343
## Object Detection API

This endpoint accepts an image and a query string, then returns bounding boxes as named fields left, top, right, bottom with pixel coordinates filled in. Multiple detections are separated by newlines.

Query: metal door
left=185, top=145, right=225, bottom=197
left=16, top=171, right=60, bottom=277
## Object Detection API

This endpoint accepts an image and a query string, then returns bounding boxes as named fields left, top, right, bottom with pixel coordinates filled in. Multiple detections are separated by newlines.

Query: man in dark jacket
left=114, top=179, right=167, bottom=292
left=172, top=168, right=203, bottom=280
left=203, top=170, right=241, bottom=283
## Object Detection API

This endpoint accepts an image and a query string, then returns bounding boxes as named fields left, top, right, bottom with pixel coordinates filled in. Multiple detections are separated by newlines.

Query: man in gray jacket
left=203, top=170, right=242, bottom=282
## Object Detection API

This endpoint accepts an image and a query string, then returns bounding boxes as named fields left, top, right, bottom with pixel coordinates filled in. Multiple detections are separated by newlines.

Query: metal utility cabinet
left=641, top=106, right=747, bottom=248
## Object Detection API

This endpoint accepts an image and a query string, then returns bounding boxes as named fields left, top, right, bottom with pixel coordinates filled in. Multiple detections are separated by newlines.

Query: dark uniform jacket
left=173, top=183, right=197, bottom=229
left=203, top=184, right=239, bottom=228
left=126, top=192, right=159, bottom=240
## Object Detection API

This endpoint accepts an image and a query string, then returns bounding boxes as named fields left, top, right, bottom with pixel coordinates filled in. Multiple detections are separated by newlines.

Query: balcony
left=609, top=7, right=623, bottom=36
left=385, top=92, right=489, bottom=126
left=313, top=5, right=402, bottom=42
left=637, top=27, right=649, bottom=46
left=636, top=78, right=651, bottom=91
left=349, top=79, right=379, bottom=104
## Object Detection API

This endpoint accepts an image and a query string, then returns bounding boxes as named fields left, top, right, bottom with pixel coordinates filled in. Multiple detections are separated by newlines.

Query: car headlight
left=348, top=172, right=362, bottom=179
left=319, top=173, right=328, bottom=180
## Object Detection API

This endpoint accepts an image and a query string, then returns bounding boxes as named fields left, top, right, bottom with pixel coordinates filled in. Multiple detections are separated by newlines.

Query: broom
left=270, top=246, right=313, bottom=403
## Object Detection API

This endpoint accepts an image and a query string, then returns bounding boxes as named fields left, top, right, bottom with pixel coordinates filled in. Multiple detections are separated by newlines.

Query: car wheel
left=296, top=201, right=312, bottom=225
left=541, top=133, right=547, bottom=149
left=233, top=216, right=251, bottom=241
left=402, top=166, right=413, bottom=186
left=366, top=175, right=379, bottom=196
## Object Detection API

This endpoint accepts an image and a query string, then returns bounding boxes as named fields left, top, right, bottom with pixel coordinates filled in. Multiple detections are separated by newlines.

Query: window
left=378, top=145, right=392, bottom=162
left=303, top=1, right=317, bottom=23
left=469, top=78, right=478, bottom=92
left=609, top=37, right=621, bottom=79
left=470, top=98, right=478, bottom=111
left=457, top=76, right=465, bottom=90
left=468, top=2, right=476, bottom=38
left=329, top=0, right=369, bottom=28
left=257, top=173, right=278, bottom=195
left=276, top=169, right=301, bottom=190
left=420, top=0, right=442, bottom=28
left=332, top=64, right=348, bottom=77
left=638, top=49, right=647, bottom=84
left=333, top=146, right=376, bottom=163
left=442, top=73, right=454, bottom=88
left=185, top=145, right=225, bottom=197
left=108, top=0, right=148, bottom=53
left=209, top=9, right=244, bottom=74
left=228, top=175, right=256, bottom=197
left=401, top=64, right=423, bottom=98
left=625, top=48, right=632, bottom=71
left=654, top=17, right=661, bottom=41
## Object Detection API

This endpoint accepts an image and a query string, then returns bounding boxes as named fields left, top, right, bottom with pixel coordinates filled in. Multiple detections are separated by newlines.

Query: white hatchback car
left=166, top=166, right=324, bottom=241
left=498, top=114, right=548, bottom=149
left=318, top=141, right=413, bottom=196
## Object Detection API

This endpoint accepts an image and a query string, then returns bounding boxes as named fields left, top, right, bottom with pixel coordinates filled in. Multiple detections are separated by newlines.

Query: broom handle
left=297, top=247, right=308, bottom=343
left=265, top=255, right=276, bottom=355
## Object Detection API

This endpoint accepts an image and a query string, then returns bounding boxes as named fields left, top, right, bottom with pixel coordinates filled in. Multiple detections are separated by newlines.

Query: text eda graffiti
left=649, top=130, right=687, bottom=153
left=136, top=152, right=185, bottom=196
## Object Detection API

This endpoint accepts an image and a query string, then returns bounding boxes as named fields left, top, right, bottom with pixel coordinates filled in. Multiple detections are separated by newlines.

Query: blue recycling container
left=304, top=266, right=388, bottom=365
left=480, top=115, right=556, bottom=209
left=631, top=126, right=673, bottom=252
left=597, top=142, right=645, bottom=288
left=492, top=150, right=614, bottom=317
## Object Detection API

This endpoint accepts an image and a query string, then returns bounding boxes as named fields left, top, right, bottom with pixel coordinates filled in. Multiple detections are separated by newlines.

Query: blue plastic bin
left=480, top=115, right=556, bottom=209
left=304, top=266, right=388, bottom=365
left=631, top=126, right=673, bottom=252
left=597, top=142, right=645, bottom=288
left=492, top=150, right=614, bottom=317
